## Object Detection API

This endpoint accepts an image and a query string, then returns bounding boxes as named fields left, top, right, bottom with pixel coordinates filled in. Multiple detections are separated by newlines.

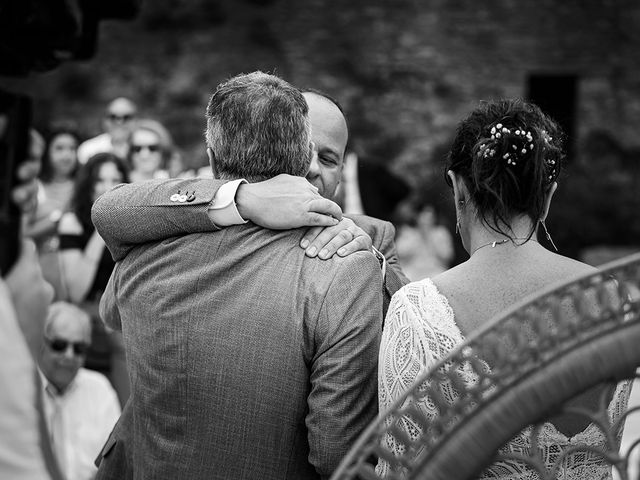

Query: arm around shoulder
left=92, top=178, right=228, bottom=261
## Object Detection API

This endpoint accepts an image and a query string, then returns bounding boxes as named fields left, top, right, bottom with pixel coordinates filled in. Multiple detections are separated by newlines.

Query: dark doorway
left=527, top=75, right=577, bottom=162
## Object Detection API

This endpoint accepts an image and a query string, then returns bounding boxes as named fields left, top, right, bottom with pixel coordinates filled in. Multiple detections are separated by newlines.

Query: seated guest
left=377, top=98, right=632, bottom=478
left=127, top=119, right=172, bottom=182
left=39, top=301, right=120, bottom=480
left=57, top=153, right=130, bottom=406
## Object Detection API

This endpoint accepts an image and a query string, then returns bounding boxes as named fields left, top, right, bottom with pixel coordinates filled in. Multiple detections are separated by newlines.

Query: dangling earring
left=456, top=200, right=464, bottom=236
left=540, top=220, right=558, bottom=251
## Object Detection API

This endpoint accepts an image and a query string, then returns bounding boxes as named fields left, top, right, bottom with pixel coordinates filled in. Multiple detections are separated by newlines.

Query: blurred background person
left=24, top=124, right=80, bottom=300
left=395, top=200, right=454, bottom=281
left=1, top=125, right=61, bottom=478
left=127, top=118, right=172, bottom=182
left=57, top=152, right=130, bottom=406
left=338, top=150, right=410, bottom=224
left=39, top=301, right=120, bottom=480
left=77, top=97, right=137, bottom=165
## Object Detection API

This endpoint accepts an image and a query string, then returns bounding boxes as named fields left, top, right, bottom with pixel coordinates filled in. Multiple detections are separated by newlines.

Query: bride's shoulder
left=394, top=278, right=453, bottom=314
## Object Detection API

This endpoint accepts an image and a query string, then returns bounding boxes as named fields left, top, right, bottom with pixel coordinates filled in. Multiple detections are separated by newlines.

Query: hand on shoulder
left=300, top=216, right=373, bottom=260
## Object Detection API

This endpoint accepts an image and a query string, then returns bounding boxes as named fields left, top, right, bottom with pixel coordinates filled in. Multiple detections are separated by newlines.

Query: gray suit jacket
left=92, top=179, right=383, bottom=480
left=92, top=178, right=408, bottom=316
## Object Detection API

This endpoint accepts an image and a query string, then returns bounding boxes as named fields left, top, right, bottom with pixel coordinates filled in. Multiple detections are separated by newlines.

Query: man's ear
left=540, top=181, right=558, bottom=222
left=207, top=148, right=219, bottom=179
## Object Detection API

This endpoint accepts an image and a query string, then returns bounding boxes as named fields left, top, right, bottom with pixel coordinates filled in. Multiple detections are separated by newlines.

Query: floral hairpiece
left=478, top=123, right=559, bottom=183
left=478, top=123, right=534, bottom=166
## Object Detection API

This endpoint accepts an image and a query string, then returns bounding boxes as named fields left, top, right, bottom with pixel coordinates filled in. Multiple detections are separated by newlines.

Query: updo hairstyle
left=445, top=98, right=564, bottom=239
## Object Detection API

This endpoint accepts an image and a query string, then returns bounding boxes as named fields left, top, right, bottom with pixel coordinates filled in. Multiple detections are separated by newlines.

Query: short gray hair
left=205, top=71, right=312, bottom=181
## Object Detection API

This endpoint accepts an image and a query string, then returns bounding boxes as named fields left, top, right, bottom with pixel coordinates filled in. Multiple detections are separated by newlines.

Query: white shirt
left=0, top=280, right=52, bottom=479
left=77, top=133, right=129, bottom=165
left=41, top=368, right=121, bottom=480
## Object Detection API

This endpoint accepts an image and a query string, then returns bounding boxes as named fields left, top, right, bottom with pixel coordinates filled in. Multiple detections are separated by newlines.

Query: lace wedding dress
left=377, top=279, right=632, bottom=479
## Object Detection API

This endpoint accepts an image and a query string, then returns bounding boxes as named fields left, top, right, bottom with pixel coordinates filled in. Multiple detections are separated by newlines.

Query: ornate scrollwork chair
left=331, top=252, right=640, bottom=480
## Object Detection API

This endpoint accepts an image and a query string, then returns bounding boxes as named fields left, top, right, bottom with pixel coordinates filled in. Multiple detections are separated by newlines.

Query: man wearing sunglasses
left=38, top=301, right=121, bottom=480
left=77, top=97, right=137, bottom=165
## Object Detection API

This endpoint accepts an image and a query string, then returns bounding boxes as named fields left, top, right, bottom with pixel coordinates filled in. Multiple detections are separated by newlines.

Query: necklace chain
left=471, top=239, right=509, bottom=256
left=470, top=238, right=538, bottom=256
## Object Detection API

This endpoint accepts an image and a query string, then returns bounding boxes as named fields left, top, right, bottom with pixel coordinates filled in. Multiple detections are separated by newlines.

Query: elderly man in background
left=77, top=97, right=137, bottom=164
left=39, top=301, right=121, bottom=480
left=93, top=71, right=381, bottom=480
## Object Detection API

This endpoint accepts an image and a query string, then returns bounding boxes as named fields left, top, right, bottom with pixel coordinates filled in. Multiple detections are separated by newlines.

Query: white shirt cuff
left=207, top=179, right=249, bottom=226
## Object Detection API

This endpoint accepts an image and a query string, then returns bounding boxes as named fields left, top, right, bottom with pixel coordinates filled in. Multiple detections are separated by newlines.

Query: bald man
left=77, top=97, right=137, bottom=164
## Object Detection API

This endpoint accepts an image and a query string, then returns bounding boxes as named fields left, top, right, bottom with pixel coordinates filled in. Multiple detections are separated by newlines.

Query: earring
left=455, top=219, right=461, bottom=235
left=540, top=220, right=558, bottom=252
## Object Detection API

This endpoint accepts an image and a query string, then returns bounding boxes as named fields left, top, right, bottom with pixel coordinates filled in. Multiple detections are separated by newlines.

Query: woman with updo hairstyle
left=377, top=99, right=631, bottom=478
left=57, top=152, right=131, bottom=406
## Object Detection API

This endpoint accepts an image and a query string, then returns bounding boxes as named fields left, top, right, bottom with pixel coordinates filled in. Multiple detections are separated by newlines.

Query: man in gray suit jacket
left=91, top=90, right=409, bottom=319
left=93, top=72, right=382, bottom=480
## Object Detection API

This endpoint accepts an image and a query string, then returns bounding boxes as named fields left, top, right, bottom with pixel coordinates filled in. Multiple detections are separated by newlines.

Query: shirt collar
left=38, top=368, right=78, bottom=398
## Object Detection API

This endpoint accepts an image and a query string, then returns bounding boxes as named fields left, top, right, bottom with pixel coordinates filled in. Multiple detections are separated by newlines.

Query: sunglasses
left=45, top=338, right=90, bottom=356
left=107, top=113, right=134, bottom=122
left=131, top=144, right=160, bottom=154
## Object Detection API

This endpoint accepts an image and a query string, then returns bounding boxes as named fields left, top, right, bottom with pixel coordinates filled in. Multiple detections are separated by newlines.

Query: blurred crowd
left=7, top=96, right=205, bottom=480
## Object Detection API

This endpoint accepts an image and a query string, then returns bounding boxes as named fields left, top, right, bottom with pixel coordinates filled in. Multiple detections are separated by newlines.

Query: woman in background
left=24, top=126, right=79, bottom=300
left=57, top=152, right=130, bottom=406
left=127, top=118, right=174, bottom=182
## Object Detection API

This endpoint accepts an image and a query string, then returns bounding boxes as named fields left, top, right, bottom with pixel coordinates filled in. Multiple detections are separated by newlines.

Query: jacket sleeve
left=91, top=178, right=227, bottom=261
left=306, top=251, right=383, bottom=479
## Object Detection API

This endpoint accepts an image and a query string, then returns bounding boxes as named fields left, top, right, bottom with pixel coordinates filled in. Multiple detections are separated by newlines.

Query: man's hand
left=235, top=174, right=342, bottom=229
left=301, top=217, right=373, bottom=260
left=11, top=158, right=40, bottom=214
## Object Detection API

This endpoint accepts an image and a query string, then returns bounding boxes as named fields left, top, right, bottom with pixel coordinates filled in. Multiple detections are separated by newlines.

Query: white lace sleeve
left=377, top=279, right=463, bottom=477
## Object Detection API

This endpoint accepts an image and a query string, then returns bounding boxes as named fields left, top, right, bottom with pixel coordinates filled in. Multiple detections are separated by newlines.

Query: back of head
left=446, top=98, right=564, bottom=238
left=205, top=71, right=312, bottom=181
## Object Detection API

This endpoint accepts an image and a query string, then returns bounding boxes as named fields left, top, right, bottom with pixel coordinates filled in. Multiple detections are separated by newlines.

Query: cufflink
left=186, top=192, right=196, bottom=202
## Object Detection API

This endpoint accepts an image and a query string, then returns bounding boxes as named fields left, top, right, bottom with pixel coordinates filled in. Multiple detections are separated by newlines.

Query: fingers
left=17, top=160, right=40, bottom=181
left=337, top=234, right=372, bottom=257
left=11, top=181, right=38, bottom=213
left=301, top=218, right=372, bottom=259
left=300, top=226, right=323, bottom=250
left=315, top=228, right=358, bottom=259
left=307, top=198, right=342, bottom=221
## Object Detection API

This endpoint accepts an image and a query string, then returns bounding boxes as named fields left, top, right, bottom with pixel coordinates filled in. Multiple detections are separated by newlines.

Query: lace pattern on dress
left=376, top=278, right=632, bottom=479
